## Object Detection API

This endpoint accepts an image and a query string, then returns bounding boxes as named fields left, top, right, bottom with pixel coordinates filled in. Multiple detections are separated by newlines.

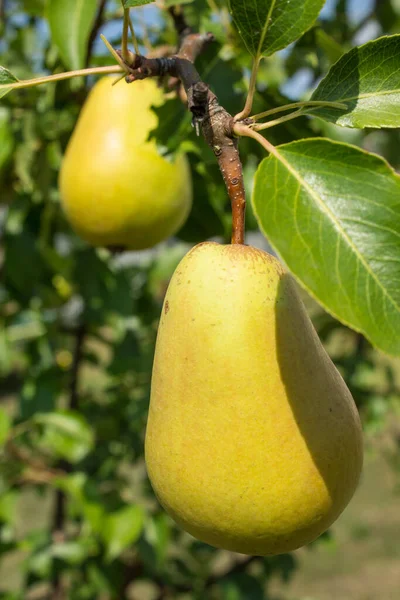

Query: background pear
left=145, top=242, right=363, bottom=556
left=59, top=77, right=192, bottom=250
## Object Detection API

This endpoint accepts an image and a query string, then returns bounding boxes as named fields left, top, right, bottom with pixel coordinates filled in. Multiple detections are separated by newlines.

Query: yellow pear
left=59, top=77, right=192, bottom=250
left=145, top=242, right=363, bottom=556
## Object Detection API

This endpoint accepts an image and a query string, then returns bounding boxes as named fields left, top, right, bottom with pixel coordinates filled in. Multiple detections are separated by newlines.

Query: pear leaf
left=0, top=66, right=19, bottom=99
left=0, top=66, right=18, bottom=85
left=164, top=0, right=194, bottom=6
left=228, top=0, right=326, bottom=58
left=0, top=409, right=11, bottom=446
left=253, top=138, right=400, bottom=356
left=35, top=410, right=94, bottom=463
left=0, top=109, right=14, bottom=170
left=308, top=35, right=400, bottom=128
left=47, top=0, right=98, bottom=70
left=123, top=0, right=154, bottom=6
left=102, top=505, right=145, bottom=561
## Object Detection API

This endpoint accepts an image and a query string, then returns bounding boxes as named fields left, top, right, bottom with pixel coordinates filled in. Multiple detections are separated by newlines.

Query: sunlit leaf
left=253, top=138, right=400, bottom=355
left=229, top=0, right=326, bottom=58
left=309, top=35, right=400, bottom=128
left=47, top=0, right=98, bottom=70
left=103, top=505, right=145, bottom=561
left=35, top=411, right=94, bottom=463
left=0, top=66, right=18, bottom=99
left=0, top=66, right=18, bottom=85
left=123, top=0, right=154, bottom=7
left=0, top=109, right=14, bottom=173
left=0, top=410, right=11, bottom=446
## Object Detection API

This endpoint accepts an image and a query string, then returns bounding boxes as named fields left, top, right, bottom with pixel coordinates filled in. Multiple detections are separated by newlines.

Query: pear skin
left=145, top=242, right=363, bottom=556
left=59, top=77, right=192, bottom=250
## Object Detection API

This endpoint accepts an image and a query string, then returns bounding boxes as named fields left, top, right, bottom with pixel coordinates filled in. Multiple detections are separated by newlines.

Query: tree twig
left=168, top=5, right=193, bottom=40
left=87, top=0, right=108, bottom=66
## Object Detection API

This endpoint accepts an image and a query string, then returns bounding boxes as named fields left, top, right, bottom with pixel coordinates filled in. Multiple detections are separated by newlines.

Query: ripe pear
left=145, top=242, right=363, bottom=556
left=59, top=77, right=192, bottom=250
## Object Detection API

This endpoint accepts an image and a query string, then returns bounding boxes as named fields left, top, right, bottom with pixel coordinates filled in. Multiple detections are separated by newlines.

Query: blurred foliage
left=0, top=0, right=400, bottom=599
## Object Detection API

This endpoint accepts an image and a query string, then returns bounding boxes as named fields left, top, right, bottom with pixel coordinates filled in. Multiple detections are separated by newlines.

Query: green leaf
left=143, top=514, right=171, bottom=566
left=315, top=28, right=345, bottom=63
left=150, top=97, right=190, bottom=153
left=54, top=472, right=105, bottom=532
left=229, top=0, right=326, bottom=58
left=74, top=249, right=133, bottom=325
left=0, top=67, right=18, bottom=86
left=0, top=67, right=18, bottom=99
left=178, top=157, right=227, bottom=243
left=108, top=331, right=140, bottom=376
left=51, top=541, right=89, bottom=565
left=20, top=368, right=59, bottom=420
left=217, top=573, right=264, bottom=600
left=0, top=491, right=17, bottom=524
left=253, top=138, right=400, bottom=356
left=47, top=0, right=98, bottom=70
left=102, top=505, right=145, bottom=561
left=123, top=0, right=154, bottom=6
left=35, top=411, right=94, bottom=463
left=4, top=231, right=49, bottom=301
left=164, top=0, right=194, bottom=6
left=0, top=110, right=14, bottom=175
left=54, top=472, right=87, bottom=503
left=309, top=35, right=400, bottom=128
left=0, top=410, right=11, bottom=446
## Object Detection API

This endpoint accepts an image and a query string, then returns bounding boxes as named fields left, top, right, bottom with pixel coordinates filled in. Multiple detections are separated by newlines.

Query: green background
left=1, top=1, right=400, bottom=598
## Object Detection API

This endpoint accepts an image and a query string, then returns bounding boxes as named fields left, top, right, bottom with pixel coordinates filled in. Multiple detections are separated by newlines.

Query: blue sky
left=321, top=0, right=375, bottom=22
left=282, top=0, right=378, bottom=99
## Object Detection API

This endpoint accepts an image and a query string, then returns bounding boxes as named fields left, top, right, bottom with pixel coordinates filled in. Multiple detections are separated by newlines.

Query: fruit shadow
left=274, top=273, right=343, bottom=506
